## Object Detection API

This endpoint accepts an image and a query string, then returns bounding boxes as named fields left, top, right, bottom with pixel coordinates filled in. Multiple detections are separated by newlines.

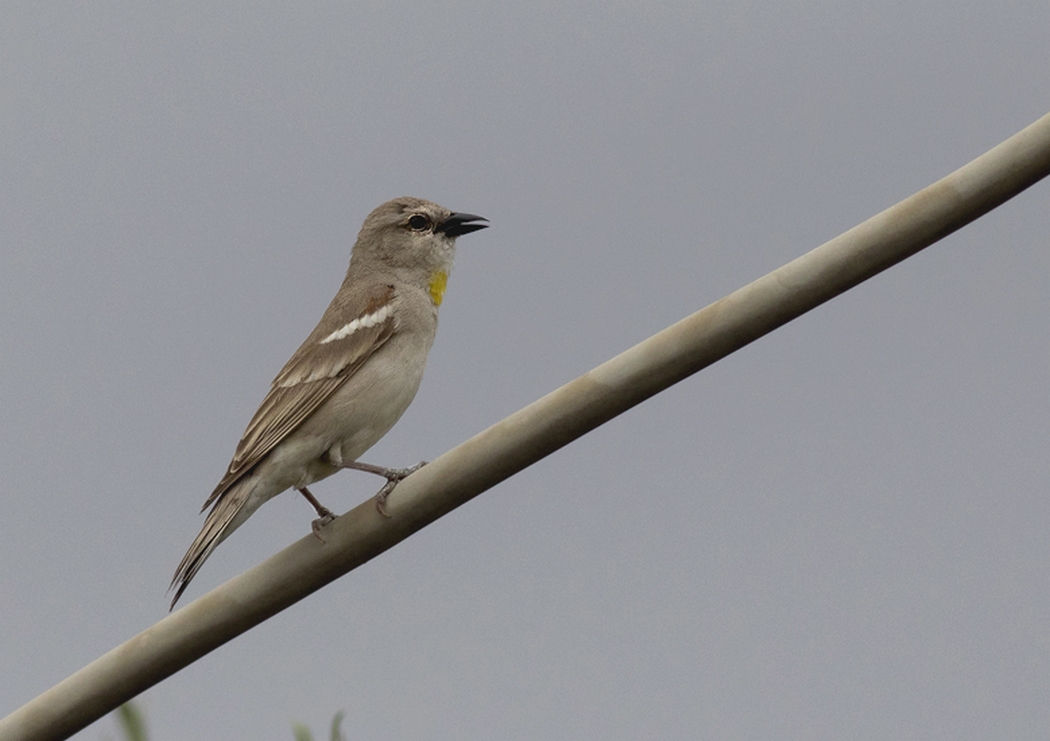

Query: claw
left=374, top=482, right=395, bottom=518
left=371, top=460, right=427, bottom=517
left=311, top=512, right=336, bottom=541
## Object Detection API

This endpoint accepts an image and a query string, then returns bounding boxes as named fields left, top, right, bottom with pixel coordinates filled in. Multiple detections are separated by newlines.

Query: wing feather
left=201, top=285, right=397, bottom=509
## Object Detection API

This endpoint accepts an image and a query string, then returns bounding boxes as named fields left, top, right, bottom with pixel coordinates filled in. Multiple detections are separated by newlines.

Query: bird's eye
left=407, top=214, right=431, bottom=231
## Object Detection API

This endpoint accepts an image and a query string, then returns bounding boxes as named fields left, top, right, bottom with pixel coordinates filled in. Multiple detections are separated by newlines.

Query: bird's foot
left=333, top=460, right=428, bottom=517
left=372, top=461, right=428, bottom=517
left=311, top=511, right=336, bottom=542
left=299, top=487, right=336, bottom=541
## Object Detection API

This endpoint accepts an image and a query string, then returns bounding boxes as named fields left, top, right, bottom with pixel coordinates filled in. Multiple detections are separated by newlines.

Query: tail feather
left=169, top=479, right=257, bottom=610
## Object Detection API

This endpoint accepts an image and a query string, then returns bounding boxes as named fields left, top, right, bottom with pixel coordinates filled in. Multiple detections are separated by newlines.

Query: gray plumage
left=170, top=197, right=487, bottom=608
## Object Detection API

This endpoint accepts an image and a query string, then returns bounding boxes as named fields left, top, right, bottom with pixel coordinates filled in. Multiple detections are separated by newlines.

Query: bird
left=169, top=196, right=487, bottom=608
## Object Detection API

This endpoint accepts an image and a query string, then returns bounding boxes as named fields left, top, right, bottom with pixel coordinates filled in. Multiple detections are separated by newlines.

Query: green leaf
left=115, top=701, right=148, bottom=741
left=329, top=711, right=346, bottom=741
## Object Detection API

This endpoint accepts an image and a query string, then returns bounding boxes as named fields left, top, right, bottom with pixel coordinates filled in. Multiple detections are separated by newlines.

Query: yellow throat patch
left=428, top=270, right=448, bottom=307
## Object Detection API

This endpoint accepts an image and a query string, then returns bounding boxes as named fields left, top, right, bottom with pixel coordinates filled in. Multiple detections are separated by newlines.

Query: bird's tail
left=168, top=477, right=260, bottom=610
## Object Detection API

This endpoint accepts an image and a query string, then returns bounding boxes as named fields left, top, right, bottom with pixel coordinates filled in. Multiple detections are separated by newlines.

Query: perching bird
left=169, top=197, right=487, bottom=608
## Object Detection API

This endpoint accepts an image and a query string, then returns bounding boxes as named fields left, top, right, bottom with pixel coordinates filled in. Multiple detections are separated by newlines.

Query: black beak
left=440, top=212, right=489, bottom=237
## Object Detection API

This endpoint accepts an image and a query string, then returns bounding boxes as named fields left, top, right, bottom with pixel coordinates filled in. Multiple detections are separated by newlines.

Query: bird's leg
left=298, top=486, right=336, bottom=541
left=339, top=460, right=428, bottom=517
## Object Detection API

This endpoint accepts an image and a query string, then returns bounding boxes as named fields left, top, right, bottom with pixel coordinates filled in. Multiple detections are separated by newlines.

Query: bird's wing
left=201, top=284, right=398, bottom=510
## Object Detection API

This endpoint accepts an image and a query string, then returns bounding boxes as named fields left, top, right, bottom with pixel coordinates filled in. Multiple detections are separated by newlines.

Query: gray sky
left=3, top=2, right=1049, bottom=739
